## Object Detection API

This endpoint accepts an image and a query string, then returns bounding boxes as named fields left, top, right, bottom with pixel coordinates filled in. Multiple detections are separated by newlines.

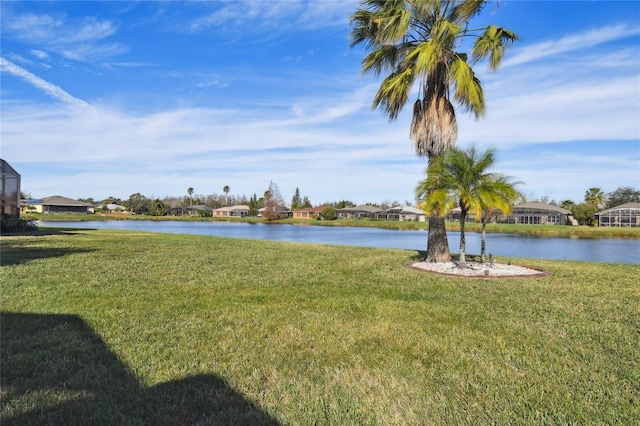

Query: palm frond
left=405, top=39, right=441, bottom=75
left=472, top=25, right=519, bottom=70
left=362, top=45, right=402, bottom=76
left=449, top=0, right=487, bottom=24
left=373, top=67, right=414, bottom=120
left=450, top=55, right=485, bottom=117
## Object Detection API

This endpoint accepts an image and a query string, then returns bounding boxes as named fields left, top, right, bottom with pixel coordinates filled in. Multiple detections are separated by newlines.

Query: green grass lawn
left=1, top=228, right=638, bottom=424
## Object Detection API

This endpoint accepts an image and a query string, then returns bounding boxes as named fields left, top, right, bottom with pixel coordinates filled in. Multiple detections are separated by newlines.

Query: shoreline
left=26, top=212, right=640, bottom=239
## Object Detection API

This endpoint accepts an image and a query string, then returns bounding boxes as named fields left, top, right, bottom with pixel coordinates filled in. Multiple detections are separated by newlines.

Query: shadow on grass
left=0, top=312, right=279, bottom=425
left=0, top=237, right=97, bottom=267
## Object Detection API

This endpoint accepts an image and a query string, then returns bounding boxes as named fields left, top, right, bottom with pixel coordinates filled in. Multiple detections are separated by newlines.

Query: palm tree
left=187, top=187, right=194, bottom=206
left=416, top=146, right=520, bottom=266
left=223, top=185, right=230, bottom=206
left=477, top=175, right=522, bottom=263
left=350, top=0, right=518, bottom=262
left=585, top=187, right=604, bottom=209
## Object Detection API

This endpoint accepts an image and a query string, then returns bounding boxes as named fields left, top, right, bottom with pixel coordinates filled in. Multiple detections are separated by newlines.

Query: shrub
left=1, top=216, right=38, bottom=233
left=321, top=206, right=336, bottom=220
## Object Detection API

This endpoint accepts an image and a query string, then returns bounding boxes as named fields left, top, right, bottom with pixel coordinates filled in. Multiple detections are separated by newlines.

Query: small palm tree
left=223, top=185, right=230, bottom=206
left=187, top=187, right=194, bottom=206
left=477, top=175, right=522, bottom=263
left=416, top=146, right=519, bottom=266
left=585, top=187, right=604, bottom=209
left=350, top=0, right=518, bottom=263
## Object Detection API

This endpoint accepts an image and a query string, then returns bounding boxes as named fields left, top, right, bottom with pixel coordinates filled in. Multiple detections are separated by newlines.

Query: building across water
left=596, top=203, right=640, bottom=227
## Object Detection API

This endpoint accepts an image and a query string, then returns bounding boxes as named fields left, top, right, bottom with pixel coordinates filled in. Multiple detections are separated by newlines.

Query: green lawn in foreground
left=1, top=229, right=639, bottom=424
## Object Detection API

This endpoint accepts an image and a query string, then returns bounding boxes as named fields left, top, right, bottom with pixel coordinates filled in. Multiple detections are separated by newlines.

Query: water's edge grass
left=2, top=229, right=638, bottom=424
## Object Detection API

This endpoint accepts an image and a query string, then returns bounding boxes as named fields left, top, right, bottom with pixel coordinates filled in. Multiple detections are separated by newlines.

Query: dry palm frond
left=411, top=95, right=457, bottom=158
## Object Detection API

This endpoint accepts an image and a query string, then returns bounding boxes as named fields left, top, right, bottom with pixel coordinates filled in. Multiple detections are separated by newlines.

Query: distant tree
left=560, top=199, right=575, bottom=211
left=605, top=187, right=640, bottom=208
left=126, top=193, right=150, bottom=215
left=572, top=202, right=597, bottom=226
left=248, top=193, right=260, bottom=217
left=100, top=196, right=123, bottom=205
left=291, top=187, right=302, bottom=210
left=321, top=205, right=336, bottom=220
left=77, top=197, right=95, bottom=204
left=20, top=191, right=32, bottom=199
left=148, top=199, right=168, bottom=216
left=187, top=187, right=194, bottom=206
left=584, top=187, right=604, bottom=209
left=223, top=186, right=230, bottom=205
left=334, top=200, right=356, bottom=209
left=262, top=181, right=285, bottom=221
left=301, top=196, right=312, bottom=208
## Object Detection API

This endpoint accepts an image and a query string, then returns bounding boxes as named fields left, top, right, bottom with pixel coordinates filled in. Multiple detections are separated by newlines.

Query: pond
left=40, top=220, right=640, bottom=265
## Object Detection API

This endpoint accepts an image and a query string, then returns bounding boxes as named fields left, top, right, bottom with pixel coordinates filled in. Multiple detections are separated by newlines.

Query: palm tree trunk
left=425, top=215, right=450, bottom=262
left=424, top=155, right=451, bottom=263
left=459, top=209, right=467, bottom=265
left=480, top=221, right=487, bottom=263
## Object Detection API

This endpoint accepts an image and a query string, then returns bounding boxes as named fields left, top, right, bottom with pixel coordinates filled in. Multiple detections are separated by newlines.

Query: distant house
left=167, top=205, right=213, bottom=217
left=501, top=202, right=574, bottom=225
left=595, top=203, right=640, bottom=227
left=292, top=206, right=326, bottom=219
left=97, top=203, right=128, bottom=214
left=446, top=207, right=477, bottom=223
left=257, top=206, right=290, bottom=219
left=1, top=159, right=21, bottom=218
left=188, top=205, right=213, bottom=216
left=377, top=206, right=426, bottom=222
left=23, top=195, right=94, bottom=214
left=336, top=205, right=383, bottom=220
left=166, top=206, right=188, bottom=216
left=212, top=205, right=249, bottom=218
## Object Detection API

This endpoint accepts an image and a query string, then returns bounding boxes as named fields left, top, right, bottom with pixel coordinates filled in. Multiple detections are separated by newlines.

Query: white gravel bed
left=411, top=260, right=545, bottom=277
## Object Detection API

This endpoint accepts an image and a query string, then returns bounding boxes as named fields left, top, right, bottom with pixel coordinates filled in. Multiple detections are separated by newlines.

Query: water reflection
left=39, top=220, right=640, bottom=265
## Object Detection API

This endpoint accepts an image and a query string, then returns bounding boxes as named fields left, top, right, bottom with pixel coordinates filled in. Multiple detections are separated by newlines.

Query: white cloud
left=30, top=49, right=49, bottom=60
left=189, top=0, right=355, bottom=33
left=0, top=57, right=92, bottom=109
left=1, top=11, right=126, bottom=62
left=502, top=24, right=640, bottom=68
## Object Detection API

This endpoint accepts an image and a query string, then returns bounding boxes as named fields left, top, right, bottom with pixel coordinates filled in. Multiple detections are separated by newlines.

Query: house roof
left=187, top=205, right=213, bottom=211
left=513, top=202, right=570, bottom=214
left=258, top=206, right=290, bottom=212
left=596, top=202, right=640, bottom=215
left=214, top=205, right=249, bottom=212
left=336, top=205, right=383, bottom=213
left=41, top=196, right=94, bottom=207
left=1, top=159, right=20, bottom=176
left=98, top=203, right=126, bottom=210
left=383, top=206, right=426, bottom=215
left=295, top=205, right=326, bottom=213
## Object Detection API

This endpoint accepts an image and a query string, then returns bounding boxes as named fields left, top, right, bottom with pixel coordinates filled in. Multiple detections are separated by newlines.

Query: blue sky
left=1, top=0, right=639, bottom=205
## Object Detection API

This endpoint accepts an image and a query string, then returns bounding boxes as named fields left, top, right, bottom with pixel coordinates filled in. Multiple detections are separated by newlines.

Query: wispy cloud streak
left=503, top=24, right=640, bottom=67
left=0, top=57, right=92, bottom=108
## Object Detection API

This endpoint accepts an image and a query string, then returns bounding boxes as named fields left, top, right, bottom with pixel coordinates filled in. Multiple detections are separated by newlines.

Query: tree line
left=69, top=182, right=401, bottom=216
